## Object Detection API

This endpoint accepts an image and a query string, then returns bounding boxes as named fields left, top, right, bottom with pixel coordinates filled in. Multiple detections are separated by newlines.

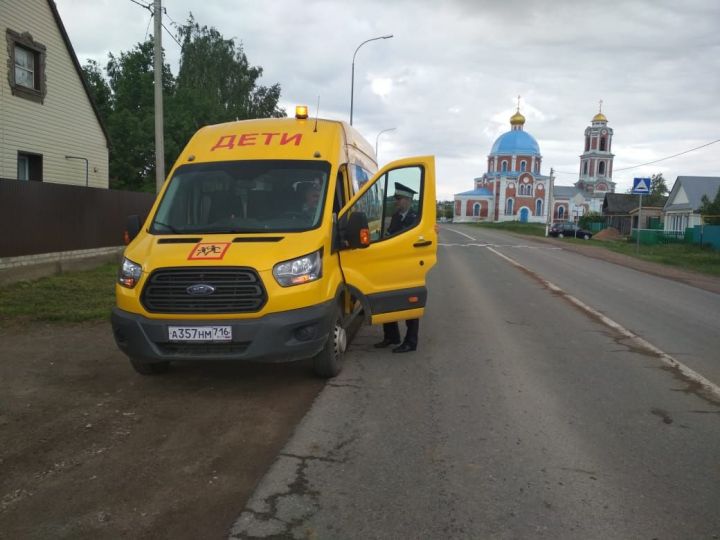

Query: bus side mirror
left=344, top=211, right=371, bottom=249
left=125, top=214, right=141, bottom=244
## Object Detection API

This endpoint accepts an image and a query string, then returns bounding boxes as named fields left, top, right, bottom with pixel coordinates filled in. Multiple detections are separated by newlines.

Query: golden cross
left=599, top=99, right=603, bottom=113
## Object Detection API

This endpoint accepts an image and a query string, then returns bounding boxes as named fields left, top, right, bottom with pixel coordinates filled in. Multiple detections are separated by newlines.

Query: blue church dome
left=490, top=130, right=540, bottom=155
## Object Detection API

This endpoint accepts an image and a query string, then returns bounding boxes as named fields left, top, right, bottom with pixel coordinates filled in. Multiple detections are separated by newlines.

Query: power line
left=143, top=12, right=153, bottom=41
left=162, top=7, right=178, bottom=28
left=128, top=0, right=151, bottom=10
left=613, top=138, right=720, bottom=171
left=162, top=23, right=182, bottom=48
left=554, top=137, right=720, bottom=176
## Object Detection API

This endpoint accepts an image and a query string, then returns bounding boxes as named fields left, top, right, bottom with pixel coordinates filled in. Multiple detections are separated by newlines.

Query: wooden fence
left=0, top=178, right=156, bottom=258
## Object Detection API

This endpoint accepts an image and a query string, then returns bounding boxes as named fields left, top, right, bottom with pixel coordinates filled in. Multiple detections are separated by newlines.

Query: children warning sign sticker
left=188, top=242, right=231, bottom=260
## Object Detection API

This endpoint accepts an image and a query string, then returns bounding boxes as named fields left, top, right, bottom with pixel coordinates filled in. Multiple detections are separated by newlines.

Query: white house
left=663, top=176, right=720, bottom=234
left=1, top=0, right=109, bottom=186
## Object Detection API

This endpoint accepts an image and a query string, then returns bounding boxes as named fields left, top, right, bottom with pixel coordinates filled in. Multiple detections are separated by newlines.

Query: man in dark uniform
left=374, top=182, right=420, bottom=354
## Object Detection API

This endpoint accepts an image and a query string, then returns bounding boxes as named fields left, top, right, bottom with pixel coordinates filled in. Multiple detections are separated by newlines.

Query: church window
left=585, top=137, right=590, bottom=152
left=506, top=198, right=514, bottom=214
left=520, top=160, right=526, bottom=172
left=598, top=161, right=605, bottom=175
left=558, top=206, right=565, bottom=219
left=600, top=137, right=606, bottom=151
left=536, top=199, right=543, bottom=215
left=583, top=161, right=588, bottom=175
left=501, top=161, right=508, bottom=172
left=473, top=203, right=480, bottom=217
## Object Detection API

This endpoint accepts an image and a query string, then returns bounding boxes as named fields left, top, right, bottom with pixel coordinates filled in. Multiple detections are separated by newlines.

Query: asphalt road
left=232, top=225, right=720, bottom=539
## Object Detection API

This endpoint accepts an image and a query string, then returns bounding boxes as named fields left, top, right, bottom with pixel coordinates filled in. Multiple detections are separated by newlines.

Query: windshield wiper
left=200, top=226, right=269, bottom=233
left=152, top=220, right=182, bottom=234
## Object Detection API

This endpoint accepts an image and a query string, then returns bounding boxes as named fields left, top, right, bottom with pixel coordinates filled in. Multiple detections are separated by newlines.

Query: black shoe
left=392, top=343, right=416, bottom=353
left=374, top=338, right=401, bottom=349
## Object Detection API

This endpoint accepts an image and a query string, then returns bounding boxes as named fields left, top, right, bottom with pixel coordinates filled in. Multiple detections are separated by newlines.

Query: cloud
left=55, top=0, right=720, bottom=200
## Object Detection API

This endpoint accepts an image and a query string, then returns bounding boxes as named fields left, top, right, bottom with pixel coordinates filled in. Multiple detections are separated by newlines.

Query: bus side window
left=334, top=167, right=347, bottom=214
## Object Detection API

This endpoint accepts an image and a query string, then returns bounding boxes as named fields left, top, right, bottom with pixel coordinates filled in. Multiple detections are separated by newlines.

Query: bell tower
left=576, top=101, right=616, bottom=195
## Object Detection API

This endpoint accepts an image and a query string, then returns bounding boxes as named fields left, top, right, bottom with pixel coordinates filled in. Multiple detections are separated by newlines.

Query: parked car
left=549, top=222, right=593, bottom=240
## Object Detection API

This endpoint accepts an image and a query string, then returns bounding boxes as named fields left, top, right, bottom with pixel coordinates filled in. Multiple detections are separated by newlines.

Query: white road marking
left=486, top=246, right=720, bottom=401
left=442, top=227, right=561, bottom=250
left=445, top=227, right=477, bottom=241
left=439, top=242, right=561, bottom=250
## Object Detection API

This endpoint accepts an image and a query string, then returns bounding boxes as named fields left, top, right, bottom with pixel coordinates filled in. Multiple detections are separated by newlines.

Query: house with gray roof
left=663, top=176, right=720, bottom=233
left=602, top=193, right=637, bottom=234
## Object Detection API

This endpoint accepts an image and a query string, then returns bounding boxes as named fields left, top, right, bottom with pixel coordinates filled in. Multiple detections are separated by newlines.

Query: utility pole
left=153, top=0, right=165, bottom=193
left=545, top=167, right=554, bottom=236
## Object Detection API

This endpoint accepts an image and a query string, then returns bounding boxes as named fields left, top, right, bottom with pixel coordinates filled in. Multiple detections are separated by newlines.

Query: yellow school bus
left=112, top=106, right=437, bottom=377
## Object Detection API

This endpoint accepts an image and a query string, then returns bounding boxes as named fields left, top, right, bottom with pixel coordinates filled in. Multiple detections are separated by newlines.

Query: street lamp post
left=350, top=34, right=393, bottom=126
left=375, top=127, right=396, bottom=160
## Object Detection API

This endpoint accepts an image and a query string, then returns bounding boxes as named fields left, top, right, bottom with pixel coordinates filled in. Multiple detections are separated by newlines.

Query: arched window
left=536, top=199, right=543, bottom=215
left=501, top=161, right=508, bottom=172
left=600, top=138, right=606, bottom=151
left=585, top=137, right=590, bottom=151
left=599, top=161, right=605, bottom=175
left=583, top=161, right=588, bottom=175
left=506, top=198, right=514, bottom=214
left=558, top=206, right=565, bottom=219
left=520, top=161, right=527, bottom=172
left=473, top=203, right=480, bottom=217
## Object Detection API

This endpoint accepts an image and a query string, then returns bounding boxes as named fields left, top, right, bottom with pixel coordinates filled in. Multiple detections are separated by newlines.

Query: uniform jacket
left=387, top=209, right=418, bottom=236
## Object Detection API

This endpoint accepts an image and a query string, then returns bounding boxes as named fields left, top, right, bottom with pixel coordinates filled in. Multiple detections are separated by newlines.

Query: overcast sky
left=55, top=0, right=719, bottom=200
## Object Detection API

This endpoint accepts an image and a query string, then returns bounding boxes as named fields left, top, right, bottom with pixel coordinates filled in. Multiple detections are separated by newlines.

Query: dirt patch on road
left=0, top=321, right=324, bottom=539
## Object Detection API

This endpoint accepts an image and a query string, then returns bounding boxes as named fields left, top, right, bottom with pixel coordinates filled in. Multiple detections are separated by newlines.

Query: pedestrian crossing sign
left=633, top=178, right=650, bottom=195
left=632, top=177, right=651, bottom=194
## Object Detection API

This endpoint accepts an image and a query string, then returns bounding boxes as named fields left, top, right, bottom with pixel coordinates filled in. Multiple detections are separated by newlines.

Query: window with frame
left=473, top=203, right=480, bottom=217
left=17, top=152, right=43, bottom=181
left=346, top=165, right=423, bottom=243
left=6, top=30, right=47, bottom=103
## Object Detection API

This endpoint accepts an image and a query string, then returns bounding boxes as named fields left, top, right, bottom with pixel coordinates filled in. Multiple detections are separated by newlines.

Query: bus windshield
left=150, top=160, right=331, bottom=234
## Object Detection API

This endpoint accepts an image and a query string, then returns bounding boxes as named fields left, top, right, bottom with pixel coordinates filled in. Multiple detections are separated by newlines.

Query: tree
left=699, top=187, right=720, bottom=225
left=167, top=15, right=285, bottom=159
left=78, top=15, right=285, bottom=192
left=579, top=211, right=603, bottom=229
left=646, top=173, right=669, bottom=206
left=105, top=38, right=175, bottom=191
left=81, top=59, right=113, bottom=121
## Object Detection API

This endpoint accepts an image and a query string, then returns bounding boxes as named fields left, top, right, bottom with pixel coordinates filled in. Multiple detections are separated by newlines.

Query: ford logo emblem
left=186, top=283, right=215, bottom=296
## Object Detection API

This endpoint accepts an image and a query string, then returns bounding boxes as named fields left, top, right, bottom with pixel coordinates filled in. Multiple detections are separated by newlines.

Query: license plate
left=168, top=326, right=232, bottom=342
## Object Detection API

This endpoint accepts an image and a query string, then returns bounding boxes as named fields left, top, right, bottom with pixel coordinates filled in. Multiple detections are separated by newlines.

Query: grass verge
left=462, top=221, right=720, bottom=277
left=598, top=240, right=720, bottom=277
left=0, top=262, right=117, bottom=324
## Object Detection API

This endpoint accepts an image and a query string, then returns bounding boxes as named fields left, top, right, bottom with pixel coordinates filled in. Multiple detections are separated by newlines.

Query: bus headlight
left=118, top=257, right=142, bottom=288
left=273, top=250, right=322, bottom=287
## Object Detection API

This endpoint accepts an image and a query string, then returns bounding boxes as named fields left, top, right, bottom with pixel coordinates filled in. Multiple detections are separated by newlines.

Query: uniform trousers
left=383, top=319, right=419, bottom=348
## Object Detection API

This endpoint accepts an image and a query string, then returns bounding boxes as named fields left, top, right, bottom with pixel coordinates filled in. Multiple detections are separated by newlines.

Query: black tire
left=582, top=234, right=591, bottom=240
left=313, top=304, right=347, bottom=378
left=558, top=233, right=564, bottom=238
left=129, top=357, right=170, bottom=375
